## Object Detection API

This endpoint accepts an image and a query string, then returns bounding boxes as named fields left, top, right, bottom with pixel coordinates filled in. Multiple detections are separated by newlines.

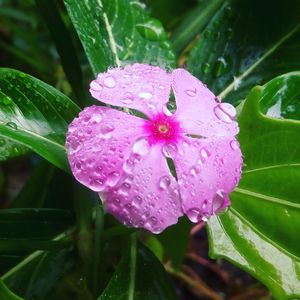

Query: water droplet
left=202, top=63, right=210, bottom=74
left=118, top=182, right=131, bottom=196
left=214, top=103, right=236, bottom=123
left=6, top=122, right=18, bottom=130
left=132, top=137, right=150, bottom=156
left=150, top=216, right=158, bottom=225
left=136, top=19, right=166, bottom=41
left=213, top=57, right=227, bottom=77
left=100, top=124, right=115, bottom=138
left=186, top=208, right=201, bottom=223
left=2, top=96, right=12, bottom=105
left=204, top=30, right=211, bottom=38
left=230, top=140, right=240, bottom=150
left=190, top=166, right=201, bottom=177
left=123, top=159, right=134, bottom=174
left=121, top=92, right=134, bottom=104
left=106, top=171, right=120, bottom=187
left=133, top=195, right=142, bottom=205
left=138, top=92, right=152, bottom=100
left=162, top=143, right=177, bottom=157
left=213, top=190, right=225, bottom=212
left=103, top=76, right=116, bottom=88
left=185, top=88, right=197, bottom=97
left=90, top=81, right=103, bottom=91
left=90, top=178, right=105, bottom=191
left=159, top=176, right=171, bottom=189
left=200, top=148, right=210, bottom=160
left=0, top=138, right=6, bottom=146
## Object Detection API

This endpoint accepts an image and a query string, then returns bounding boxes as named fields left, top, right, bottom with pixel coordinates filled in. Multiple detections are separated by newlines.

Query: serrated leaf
left=207, top=73, right=300, bottom=299
left=64, top=0, right=176, bottom=75
left=0, top=68, right=80, bottom=171
left=187, top=0, right=300, bottom=104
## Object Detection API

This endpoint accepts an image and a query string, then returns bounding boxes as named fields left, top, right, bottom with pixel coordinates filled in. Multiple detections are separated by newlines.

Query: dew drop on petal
left=121, top=92, right=134, bottom=104
left=185, top=88, right=197, bottom=97
left=213, top=189, right=225, bottom=212
left=100, top=124, right=115, bottom=138
left=230, top=140, right=240, bottom=150
left=103, top=76, right=116, bottom=88
left=159, top=176, right=171, bottom=190
left=118, top=182, right=131, bottom=196
left=162, top=143, right=178, bottom=157
left=132, top=195, right=143, bottom=205
left=214, top=103, right=236, bottom=123
left=190, top=165, right=201, bottom=177
left=106, top=171, right=120, bottom=187
left=138, top=92, right=152, bottom=100
left=186, top=208, right=201, bottom=223
left=123, top=159, right=134, bottom=174
left=132, top=137, right=150, bottom=155
left=90, top=81, right=103, bottom=91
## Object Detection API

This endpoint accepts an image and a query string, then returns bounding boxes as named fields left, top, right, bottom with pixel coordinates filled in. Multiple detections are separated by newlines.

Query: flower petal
left=170, top=137, right=242, bottom=223
left=66, top=105, right=145, bottom=192
left=101, top=145, right=182, bottom=233
left=90, top=64, right=171, bottom=118
left=172, top=68, right=239, bottom=137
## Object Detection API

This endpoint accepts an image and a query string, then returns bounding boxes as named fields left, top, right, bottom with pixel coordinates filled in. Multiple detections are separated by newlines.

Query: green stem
left=92, top=200, right=104, bottom=297
left=128, top=233, right=137, bottom=300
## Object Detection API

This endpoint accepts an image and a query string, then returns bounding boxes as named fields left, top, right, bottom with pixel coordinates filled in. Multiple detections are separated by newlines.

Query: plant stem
left=128, top=233, right=137, bottom=300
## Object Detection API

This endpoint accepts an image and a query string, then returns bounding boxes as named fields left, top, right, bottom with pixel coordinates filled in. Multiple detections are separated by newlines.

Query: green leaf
left=4, top=247, right=74, bottom=300
left=98, top=243, right=177, bottom=300
left=35, top=0, right=84, bottom=102
left=63, top=0, right=176, bottom=75
left=187, top=0, right=300, bottom=104
left=158, top=216, right=192, bottom=270
left=207, top=74, right=300, bottom=299
left=0, top=208, right=74, bottom=239
left=171, top=0, right=223, bottom=55
left=0, top=280, right=23, bottom=300
left=0, top=68, right=80, bottom=171
left=12, top=160, right=55, bottom=208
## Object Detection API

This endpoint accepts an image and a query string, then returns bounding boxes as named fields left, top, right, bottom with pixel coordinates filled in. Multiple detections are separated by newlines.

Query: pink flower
left=66, top=64, right=242, bottom=234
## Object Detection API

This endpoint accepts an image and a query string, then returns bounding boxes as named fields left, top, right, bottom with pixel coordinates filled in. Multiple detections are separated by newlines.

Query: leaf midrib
left=233, top=187, right=300, bottom=209
left=218, top=22, right=300, bottom=99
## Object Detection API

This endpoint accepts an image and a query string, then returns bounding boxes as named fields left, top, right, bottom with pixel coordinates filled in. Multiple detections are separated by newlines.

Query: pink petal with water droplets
left=66, top=105, right=146, bottom=192
left=171, top=68, right=239, bottom=137
left=100, top=145, right=182, bottom=233
left=89, top=64, right=171, bottom=118
left=171, top=137, right=242, bottom=223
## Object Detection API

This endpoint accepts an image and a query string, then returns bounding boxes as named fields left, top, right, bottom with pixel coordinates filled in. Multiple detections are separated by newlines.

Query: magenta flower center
left=144, top=113, right=182, bottom=144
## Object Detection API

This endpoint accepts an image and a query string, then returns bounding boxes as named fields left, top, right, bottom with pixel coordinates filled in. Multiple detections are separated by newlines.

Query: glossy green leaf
left=35, top=0, right=84, bottom=101
left=187, top=0, right=300, bottom=104
left=171, top=0, right=223, bottom=55
left=0, top=280, right=23, bottom=300
left=63, top=0, right=176, bottom=75
left=207, top=74, right=300, bottom=299
left=98, top=244, right=177, bottom=300
left=0, top=68, right=80, bottom=170
left=4, top=247, right=74, bottom=300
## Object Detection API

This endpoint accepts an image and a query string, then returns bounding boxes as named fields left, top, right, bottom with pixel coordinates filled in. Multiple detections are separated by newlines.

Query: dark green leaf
left=64, top=0, right=176, bottom=75
left=208, top=74, right=300, bottom=299
left=171, top=0, right=223, bottom=55
left=12, top=160, right=54, bottom=208
left=0, top=68, right=80, bottom=171
left=187, top=0, right=300, bottom=104
left=0, top=208, right=74, bottom=239
left=158, top=216, right=192, bottom=270
left=4, top=247, right=74, bottom=300
left=0, top=280, right=23, bottom=300
left=98, top=244, right=177, bottom=300
left=35, top=0, right=84, bottom=102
